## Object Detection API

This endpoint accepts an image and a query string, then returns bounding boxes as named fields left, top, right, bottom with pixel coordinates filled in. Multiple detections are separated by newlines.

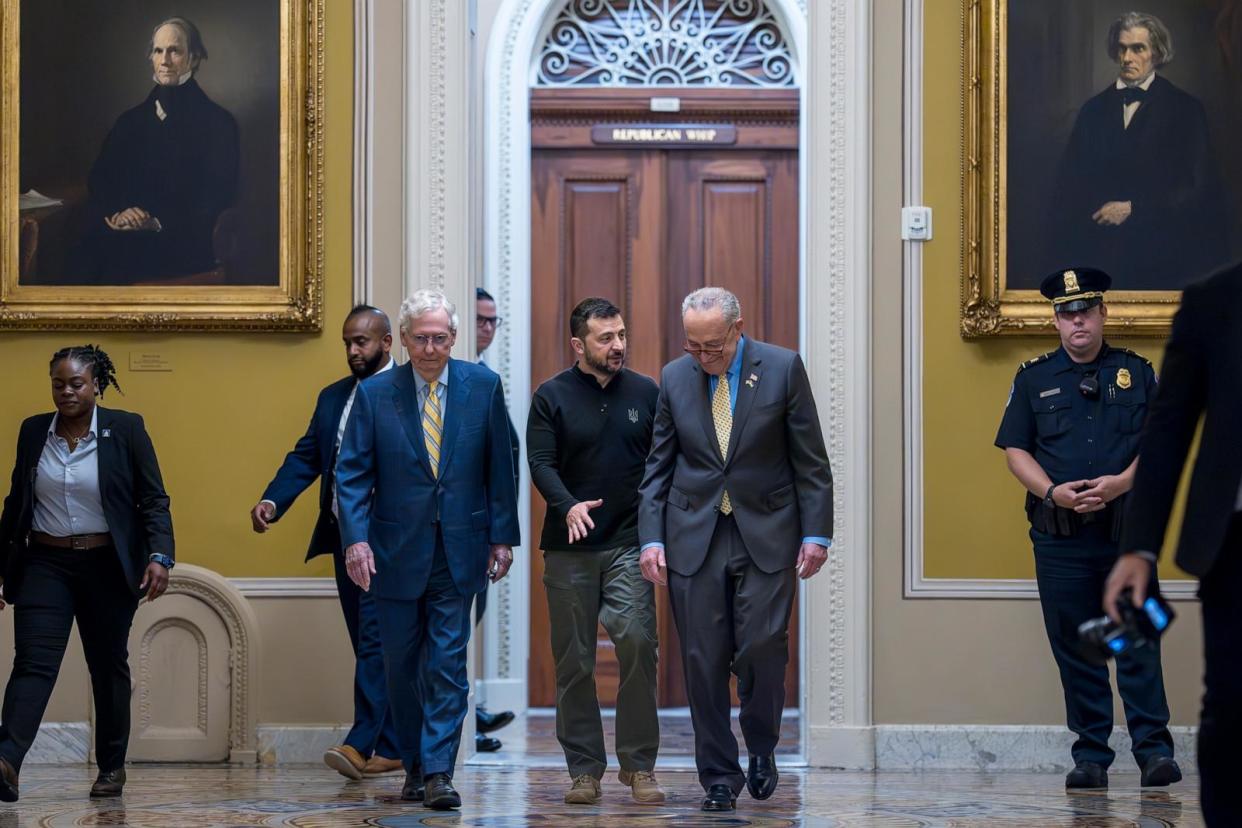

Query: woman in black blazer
left=0, top=345, right=174, bottom=802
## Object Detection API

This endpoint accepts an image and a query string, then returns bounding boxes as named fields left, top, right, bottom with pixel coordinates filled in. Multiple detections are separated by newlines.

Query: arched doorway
left=479, top=0, right=878, bottom=767
left=494, top=0, right=807, bottom=716
left=525, top=0, right=803, bottom=706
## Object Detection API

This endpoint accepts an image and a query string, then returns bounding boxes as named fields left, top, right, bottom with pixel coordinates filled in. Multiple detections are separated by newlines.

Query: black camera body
left=1077, top=588, right=1176, bottom=665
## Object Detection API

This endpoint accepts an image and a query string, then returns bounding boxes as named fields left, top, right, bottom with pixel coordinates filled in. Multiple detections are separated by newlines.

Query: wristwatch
left=148, top=552, right=175, bottom=571
left=1043, top=484, right=1057, bottom=509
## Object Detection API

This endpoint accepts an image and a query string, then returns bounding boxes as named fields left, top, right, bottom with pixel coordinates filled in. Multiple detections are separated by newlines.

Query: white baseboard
left=874, top=724, right=1197, bottom=771
left=807, top=725, right=877, bottom=770
left=476, top=678, right=526, bottom=715
left=24, top=722, right=89, bottom=764
left=256, top=725, right=350, bottom=765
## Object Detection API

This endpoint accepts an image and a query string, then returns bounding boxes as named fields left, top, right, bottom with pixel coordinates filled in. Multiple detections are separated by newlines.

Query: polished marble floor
left=0, top=765, right=1201, bottom=827
left=471, top=709, right=801, bottom=769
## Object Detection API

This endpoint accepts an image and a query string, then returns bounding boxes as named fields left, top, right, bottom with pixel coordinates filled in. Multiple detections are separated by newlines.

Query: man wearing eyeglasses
left=337, top=289, right=519, bottom=811
left=637, top=287, right=833, bottom=813
left=995, top=267, right=1178, bottom=790
left=470, top=287, right=519, bottom=753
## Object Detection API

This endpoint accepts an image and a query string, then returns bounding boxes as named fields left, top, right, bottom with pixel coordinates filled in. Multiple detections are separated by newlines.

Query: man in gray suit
left=638, top=287, right=833, bottom=813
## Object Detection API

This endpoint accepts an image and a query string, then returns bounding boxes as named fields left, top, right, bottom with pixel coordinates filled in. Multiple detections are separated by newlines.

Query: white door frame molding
left=482, top=0, right=874, bottom=767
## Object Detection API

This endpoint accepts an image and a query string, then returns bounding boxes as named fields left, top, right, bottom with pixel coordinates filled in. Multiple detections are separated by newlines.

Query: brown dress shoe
left=0, top=757, right=18, bottom=802
left=89, top=768, right=126, bottom=798
left=323, top=745, right=366, bottom=780
left=362, top=754, right=404, bottom=776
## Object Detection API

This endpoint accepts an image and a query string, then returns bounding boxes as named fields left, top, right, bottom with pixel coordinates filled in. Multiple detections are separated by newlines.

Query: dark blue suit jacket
left=260, top=375, right=354, bottom=561
left=336, top=359, right=520, bottom=600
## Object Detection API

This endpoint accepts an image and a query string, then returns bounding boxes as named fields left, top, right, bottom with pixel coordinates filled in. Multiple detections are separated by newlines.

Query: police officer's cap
left=1039, top=267, right=1111, bottom=314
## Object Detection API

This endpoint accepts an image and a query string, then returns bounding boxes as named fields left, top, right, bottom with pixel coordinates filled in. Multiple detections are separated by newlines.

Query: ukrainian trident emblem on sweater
left=628, top=408, right=639, bottom=423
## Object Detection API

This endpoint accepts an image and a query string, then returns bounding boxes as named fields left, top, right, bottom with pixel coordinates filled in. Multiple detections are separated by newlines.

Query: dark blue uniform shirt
left=995, top=343, right=1156, bottom=484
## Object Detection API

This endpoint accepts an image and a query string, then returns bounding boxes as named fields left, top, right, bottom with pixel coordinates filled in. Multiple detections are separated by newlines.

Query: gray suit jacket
left=637, top=338, right=833, bottom=575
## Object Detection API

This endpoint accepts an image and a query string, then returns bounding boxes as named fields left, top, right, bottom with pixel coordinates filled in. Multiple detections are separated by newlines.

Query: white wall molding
left=230, top=578, right=338, bottom=598
left=905, top=577, right=1200, bottom=600
left=352, top=0, right=373, bottom=304
left=801, top=0, right=873, bottom=769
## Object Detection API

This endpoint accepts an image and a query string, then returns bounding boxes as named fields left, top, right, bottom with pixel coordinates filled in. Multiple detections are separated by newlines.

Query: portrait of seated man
left=66, top=17, right=239, bottom=283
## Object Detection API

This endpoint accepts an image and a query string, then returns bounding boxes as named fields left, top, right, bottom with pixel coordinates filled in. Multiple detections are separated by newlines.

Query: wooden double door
left=527, top=90, right=800, bottom=708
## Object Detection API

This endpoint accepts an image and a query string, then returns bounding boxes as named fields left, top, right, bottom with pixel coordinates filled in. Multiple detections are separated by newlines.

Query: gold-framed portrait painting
left=961, top=0, right=1242, bottom=337
left=0, top=0, right=323, bottom=331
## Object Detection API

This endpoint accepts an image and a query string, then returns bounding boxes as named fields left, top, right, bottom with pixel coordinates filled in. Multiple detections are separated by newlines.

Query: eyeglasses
left=477, top=315, right=503, bottom=329
left=411, top=334, right=453, bottom=350
left=683, top=324, right=735, bottom=358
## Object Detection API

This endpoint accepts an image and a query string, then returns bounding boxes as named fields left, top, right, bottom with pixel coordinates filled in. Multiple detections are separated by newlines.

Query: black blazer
left=260, top=375, right=355, bottom=561
left=1121, top=263, right=1242, bottom=576
left=0, top=407, right=174, bottom=602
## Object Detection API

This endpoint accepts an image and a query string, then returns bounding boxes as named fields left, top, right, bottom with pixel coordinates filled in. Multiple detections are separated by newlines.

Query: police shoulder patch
left=1113, top=347, right=1153, bottom=367
left=1018, top=351, right=1056, bottom=372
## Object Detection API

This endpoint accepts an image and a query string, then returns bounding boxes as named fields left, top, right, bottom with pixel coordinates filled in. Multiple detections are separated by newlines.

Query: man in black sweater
left=527, top=297, right=662, bottom=806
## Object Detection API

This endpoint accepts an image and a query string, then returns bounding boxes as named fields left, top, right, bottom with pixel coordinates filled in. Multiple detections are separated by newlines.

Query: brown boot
left=619, top=769, right=666, bottom=804
left=323, top=745, right=366, bottom=780
left=564, top=774, right=601, bottom=805
left=89, top=768, right=126, bottom=798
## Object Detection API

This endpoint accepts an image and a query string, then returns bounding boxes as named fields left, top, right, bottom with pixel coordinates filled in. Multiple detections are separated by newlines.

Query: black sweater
left=527, top=365, right=659, bottom=551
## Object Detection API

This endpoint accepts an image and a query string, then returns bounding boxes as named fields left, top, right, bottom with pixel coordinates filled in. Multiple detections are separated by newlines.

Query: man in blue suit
left=250, top=305, right=402, bottom=780
left=337, top=289, right=520, bottom=811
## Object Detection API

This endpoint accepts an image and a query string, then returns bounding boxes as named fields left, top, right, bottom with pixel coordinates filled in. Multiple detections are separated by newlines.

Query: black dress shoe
left=475, top=733, right=502, bottom=752
left=476, top=706, right=515, bottom=734
left=701, top=784, right=736, bottom=811
left=1140, top=755, right=1182, bottom=787
left=89, top=768, right=127, bottom=798
left=747, top=753, right=779, bottom=800
left=0, top=757, right=18, bottom=803
left=423, top=773, right=461, bottom=810
left=1065, top=762, right=1107, bottom=789
left=401, top=770, right=425, bottom=802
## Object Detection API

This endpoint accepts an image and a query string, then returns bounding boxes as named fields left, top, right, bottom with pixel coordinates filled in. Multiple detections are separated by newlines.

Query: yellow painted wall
left=921, top=0, right=1189, bottom=581
left=0, top=1, right=353, bottom=579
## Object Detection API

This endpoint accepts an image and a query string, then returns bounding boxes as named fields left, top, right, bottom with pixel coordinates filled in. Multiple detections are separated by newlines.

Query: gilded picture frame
left=0, top=0, right=323, bottom=331
left=960, top=0, right=1242, bottom=338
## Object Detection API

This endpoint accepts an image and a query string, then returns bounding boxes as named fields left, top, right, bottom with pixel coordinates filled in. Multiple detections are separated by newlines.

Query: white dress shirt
left=330, top=357, right=395, bottom=516
left=1117, top=72, right=1155, bottom=130
left=32, top=408, right=109, bottom=537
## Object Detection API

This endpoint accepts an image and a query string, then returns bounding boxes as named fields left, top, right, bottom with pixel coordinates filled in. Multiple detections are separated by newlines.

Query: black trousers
left=667, top=514, right=796, bottom=794
left=1199, top=518, right=1242, bottom=826
left=0, top=544, right=139, bottom=772
left=1031, top=526, right=1174, bottom=769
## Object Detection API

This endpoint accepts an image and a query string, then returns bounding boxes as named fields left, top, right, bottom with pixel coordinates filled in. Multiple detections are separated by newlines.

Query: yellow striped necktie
left=711, top=374, right=733, bottom=514
left=423, top=380, right=442, bottom=478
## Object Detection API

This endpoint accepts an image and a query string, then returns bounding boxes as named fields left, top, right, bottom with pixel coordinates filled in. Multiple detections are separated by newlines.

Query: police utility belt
left=1025, top=490, right=1127, bottom=540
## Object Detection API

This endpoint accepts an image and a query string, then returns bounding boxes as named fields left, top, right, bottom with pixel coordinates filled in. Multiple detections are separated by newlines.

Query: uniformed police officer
left=995, top=267, right=1181, bottom=790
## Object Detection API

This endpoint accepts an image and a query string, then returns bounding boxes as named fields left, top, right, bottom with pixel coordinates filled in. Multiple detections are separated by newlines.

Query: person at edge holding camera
left=995, top=267, right=1180, bottom=790
left=1106, top=259, right=1242, bottom=826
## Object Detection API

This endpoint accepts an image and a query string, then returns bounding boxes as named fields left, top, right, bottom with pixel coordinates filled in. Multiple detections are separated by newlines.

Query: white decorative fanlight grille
left=534, top=0, right=797, bottom=88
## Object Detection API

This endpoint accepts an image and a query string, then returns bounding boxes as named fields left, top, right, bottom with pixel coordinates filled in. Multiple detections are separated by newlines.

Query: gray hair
left=399, top=289, right=459, bottom=334
left=1107, top=12, right=1175, bottom=67
left=681, top=287, right=741, bottom=326
left=148, top=17, right=208, bottom=66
